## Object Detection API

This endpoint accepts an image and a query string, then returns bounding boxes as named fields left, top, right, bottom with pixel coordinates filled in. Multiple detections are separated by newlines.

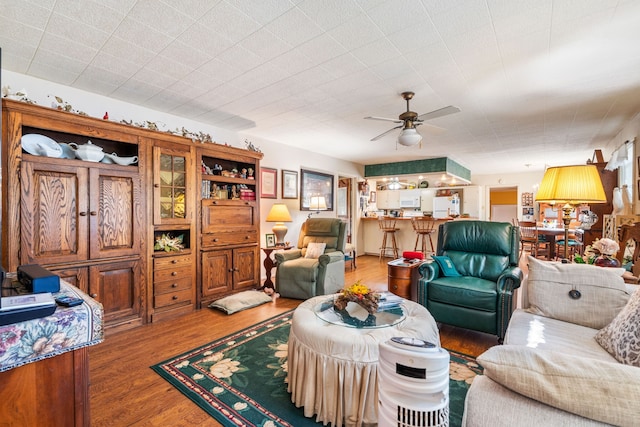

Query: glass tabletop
left=314, top=296, right=406, bottom=329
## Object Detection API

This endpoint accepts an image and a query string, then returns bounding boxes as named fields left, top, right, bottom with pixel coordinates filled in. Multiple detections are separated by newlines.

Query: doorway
left=489, top=186, right=518, bottom=223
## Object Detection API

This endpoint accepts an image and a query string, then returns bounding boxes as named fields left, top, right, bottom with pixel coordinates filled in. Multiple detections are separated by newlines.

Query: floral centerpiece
left=334, top=280, right=380, bottom=315
left=154, top=233, right=185, bottom=252
left=575, top=237, right=620, bottom=267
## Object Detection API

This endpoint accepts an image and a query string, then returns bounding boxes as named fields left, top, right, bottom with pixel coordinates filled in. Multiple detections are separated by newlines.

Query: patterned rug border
left=151, top=309, right=482, bottom=427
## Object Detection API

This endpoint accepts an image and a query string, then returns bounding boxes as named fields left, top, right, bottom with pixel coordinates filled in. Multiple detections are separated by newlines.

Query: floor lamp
left=535, top=165, right=607, bottom=260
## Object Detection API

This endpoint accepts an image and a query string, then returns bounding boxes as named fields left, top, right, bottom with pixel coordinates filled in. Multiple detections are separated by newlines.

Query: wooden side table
left=387, top=258, right=424, bottom=301
left=261, top=246, right=293, bottom=289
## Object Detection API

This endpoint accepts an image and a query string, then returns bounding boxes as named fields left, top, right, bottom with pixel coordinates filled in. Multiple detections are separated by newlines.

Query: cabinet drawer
left=154, top=265, right=192, bottom=282
left=154, top=288, right=192, bottom=308
left=202, top=231, right=257, bottom=247
left=154, top=254, right=193, bottom=270
left=154, top=276, right=193, bottom=295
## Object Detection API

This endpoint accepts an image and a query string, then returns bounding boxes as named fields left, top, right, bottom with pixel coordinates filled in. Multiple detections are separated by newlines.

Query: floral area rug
left=151, top=311, right=482, bottom=427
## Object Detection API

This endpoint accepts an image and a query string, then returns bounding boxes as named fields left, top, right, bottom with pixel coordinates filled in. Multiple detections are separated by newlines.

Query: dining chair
left=518, top=221, right=550, bottom=259
left=555, top=229, right=584, bottom=260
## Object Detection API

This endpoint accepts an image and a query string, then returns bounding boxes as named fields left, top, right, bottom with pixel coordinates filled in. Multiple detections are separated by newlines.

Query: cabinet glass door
left=154, top=146, right=192, bottom=224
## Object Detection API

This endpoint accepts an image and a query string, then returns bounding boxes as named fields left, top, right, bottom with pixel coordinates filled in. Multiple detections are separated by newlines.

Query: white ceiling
left=2, top=0, right=640, bottom=175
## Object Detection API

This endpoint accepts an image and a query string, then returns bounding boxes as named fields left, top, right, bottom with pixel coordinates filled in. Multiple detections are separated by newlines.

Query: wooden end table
left=261, top=245, right=293, bottom=289
left=387, top=258, right=425, bottom=301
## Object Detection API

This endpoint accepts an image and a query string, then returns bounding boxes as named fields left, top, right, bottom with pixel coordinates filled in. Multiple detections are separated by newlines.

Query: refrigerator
left=433, top=194, right=461, bottom=218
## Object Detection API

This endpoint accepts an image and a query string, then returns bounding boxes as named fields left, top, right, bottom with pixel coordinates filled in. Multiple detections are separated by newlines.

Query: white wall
left=1, top=70, right=364, bottom=281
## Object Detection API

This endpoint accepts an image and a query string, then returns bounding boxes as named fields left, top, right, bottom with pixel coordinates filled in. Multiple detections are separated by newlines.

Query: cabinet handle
left=79, top=212, right=88, bottom=216
left=213, top=238, right=219, bottom=242
left=213, top=201, right=218, bottom=205
left=90, top=211, right=97, bottom=216
left=228, top=268, right=234, bottom=272
left=171, top=283, right=178, bottom=288
left=171, top=271, right=178, bottom=276
left=172, top=295, right=178, bottom=300
left=154, top=183, right=160, bottom=188
left=234, top=268, right=239, bottom=272
left=91, top=293, right=98, bottom=298
left=393, top=285, right=398, bottom=290
left=171, top=259, right=178, bottom=264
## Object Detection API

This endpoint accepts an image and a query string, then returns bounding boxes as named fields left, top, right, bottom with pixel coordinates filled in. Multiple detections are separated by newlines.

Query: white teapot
left=68, top=140, right=104, bottom=162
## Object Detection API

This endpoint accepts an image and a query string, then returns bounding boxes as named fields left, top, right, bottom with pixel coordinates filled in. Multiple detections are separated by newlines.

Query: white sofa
left=462, top=256, right=640, bottom=427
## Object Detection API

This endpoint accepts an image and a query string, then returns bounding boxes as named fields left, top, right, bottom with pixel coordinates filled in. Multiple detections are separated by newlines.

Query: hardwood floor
left=89, top=255, right=499, bottom=426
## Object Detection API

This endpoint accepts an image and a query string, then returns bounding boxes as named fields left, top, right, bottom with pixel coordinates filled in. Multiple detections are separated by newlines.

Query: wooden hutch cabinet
left=3, top=100, right=146, bottom=332
left=2, top=98, right=264, bottom=330
left=198, top=148, right=261, bottom=307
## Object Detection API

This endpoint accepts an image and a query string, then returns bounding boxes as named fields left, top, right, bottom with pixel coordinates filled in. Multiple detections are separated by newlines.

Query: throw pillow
left=595, top=287, right=640, bottom=366
left=305, top=242, right=326, bottom=259
left=526, top=255, right=630, bottom=329
left=431, top=255, right=461, bottom=277
left=478, top=345, right=640, bottom=426
left=208, top=290, right=272, bottom=315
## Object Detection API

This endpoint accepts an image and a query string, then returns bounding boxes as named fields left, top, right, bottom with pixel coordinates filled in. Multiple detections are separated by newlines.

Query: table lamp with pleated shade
left=266, top=203, right=292, bottom=246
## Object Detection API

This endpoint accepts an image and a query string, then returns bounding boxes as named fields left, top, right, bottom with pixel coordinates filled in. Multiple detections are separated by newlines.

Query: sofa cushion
left=431, top=255, right=461, bottom=276
left=504, top=310, right=615, bottom=362
left=478, top=345, right=640, bottom=426
left=429, top=276, right=497, bottom=312
left=526, top=256, right=630, bottom=329
left=595, top=287, right=640, bottom=366
left=305, top=242, right=326, bottom=259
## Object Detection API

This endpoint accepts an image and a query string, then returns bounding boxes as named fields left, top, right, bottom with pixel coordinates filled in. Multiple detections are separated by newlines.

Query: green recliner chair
left=274, top=218, right=347, bottom=299
left=418, top=220, right=523, bottom=342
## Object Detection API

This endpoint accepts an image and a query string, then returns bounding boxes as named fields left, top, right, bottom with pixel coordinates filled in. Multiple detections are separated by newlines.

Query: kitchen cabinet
left=377, top=190, right=400, bottom=209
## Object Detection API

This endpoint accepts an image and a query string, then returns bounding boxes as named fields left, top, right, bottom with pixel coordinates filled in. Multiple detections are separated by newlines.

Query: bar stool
left=411, top=217, right=436, bottom=257
left=378, top=216, right=399, bottom=261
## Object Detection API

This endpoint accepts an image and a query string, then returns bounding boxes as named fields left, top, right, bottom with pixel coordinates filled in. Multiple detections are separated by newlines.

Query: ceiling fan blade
left=371, top=125, right=402, bottom=141
left=364, top=116, right=403, bottom=123
left=415, top=122, right=446, bottom=133
left=417, top=105, right=461, bottom=121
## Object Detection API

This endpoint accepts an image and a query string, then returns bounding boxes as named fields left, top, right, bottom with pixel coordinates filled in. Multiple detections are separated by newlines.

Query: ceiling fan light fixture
left=397, top=128, right=422, bottom=146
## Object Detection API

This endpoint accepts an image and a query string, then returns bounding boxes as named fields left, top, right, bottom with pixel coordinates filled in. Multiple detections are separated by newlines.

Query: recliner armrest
left=418, top=262, right=440, bottom=283
left=318, top=251, right=344, bottom=266
left=497, top=266, right=523, bottom=293
left=274, top=249, right=302, bottom=263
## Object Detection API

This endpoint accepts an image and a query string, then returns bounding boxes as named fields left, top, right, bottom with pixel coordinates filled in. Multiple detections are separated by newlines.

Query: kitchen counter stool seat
left=378, top=217, right=399, bottom=261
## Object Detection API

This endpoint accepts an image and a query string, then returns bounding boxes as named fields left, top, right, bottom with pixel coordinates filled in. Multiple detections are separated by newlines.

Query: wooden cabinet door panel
left=89, top=169, right=142, bottom=259
left=201, top=250, right=232, bottom=296
left=89, top=260, right=142, bottom=326
left=233, top=246, right=258, bottom=290
left=201, top=200, right=256, bottom=234
left=20, top=161, right=89, bottom=264
left=51, top=266, right=89, bottom=294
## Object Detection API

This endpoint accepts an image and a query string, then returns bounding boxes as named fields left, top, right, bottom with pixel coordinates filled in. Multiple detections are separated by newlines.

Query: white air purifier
left=378, top=337, right=450, bottom=427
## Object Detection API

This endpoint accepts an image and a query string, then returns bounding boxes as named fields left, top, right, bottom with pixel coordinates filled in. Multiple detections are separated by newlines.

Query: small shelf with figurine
left=200, top=155, right=257, bottom=201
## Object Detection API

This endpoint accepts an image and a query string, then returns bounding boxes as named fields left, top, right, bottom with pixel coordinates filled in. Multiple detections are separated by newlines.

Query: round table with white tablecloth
left=287, top=294, right=440, bottom=427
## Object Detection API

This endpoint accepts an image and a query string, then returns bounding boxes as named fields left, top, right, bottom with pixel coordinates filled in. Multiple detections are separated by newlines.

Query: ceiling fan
left=364, top=92, right=460, bottom=146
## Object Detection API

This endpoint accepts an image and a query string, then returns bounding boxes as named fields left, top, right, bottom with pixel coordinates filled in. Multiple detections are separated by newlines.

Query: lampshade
left=266, top=203, right=292, bottom=222
left=535, top=165, right=607, bottom=205
left=266, top=203, right=292, bottom=246
left=397, top=128, right=422, bottom=146
left=535, top=164, right=606, bottom=260
left=309, top=196, right=327, bottom=211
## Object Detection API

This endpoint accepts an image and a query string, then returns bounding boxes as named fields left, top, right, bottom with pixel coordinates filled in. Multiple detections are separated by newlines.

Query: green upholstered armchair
left=274, top=218, right=347, bottom=299
left=417, top=220, right=523, bottom=342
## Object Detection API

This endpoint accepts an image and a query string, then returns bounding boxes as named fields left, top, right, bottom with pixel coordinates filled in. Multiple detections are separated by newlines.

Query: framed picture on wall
left=260, top=167, right=277, bottom=198
left=282, top=169, right=298, bottom=199
left=300, top=169, right=334, bottom=211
